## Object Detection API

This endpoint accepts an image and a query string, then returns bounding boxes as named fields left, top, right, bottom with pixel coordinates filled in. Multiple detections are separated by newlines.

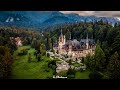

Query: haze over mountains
left=0, top=11, right=120, bottom=30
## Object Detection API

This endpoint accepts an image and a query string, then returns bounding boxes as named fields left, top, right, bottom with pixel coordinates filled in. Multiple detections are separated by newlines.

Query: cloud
left=94, top=11, right=120, bottom=17
left=60, top=11, right=95, bottom=16
left=60, top=11, right=120, bottom=17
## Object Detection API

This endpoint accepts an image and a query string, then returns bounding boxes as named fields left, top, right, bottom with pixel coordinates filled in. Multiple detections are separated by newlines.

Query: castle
left=54, top=29, right=96, bottom=59
left=10, top=37, right=22, bottom=47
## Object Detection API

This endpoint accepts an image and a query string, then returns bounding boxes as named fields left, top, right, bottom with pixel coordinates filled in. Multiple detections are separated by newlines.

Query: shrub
left=67, top=75, right=75, bottom=79
left=79, top=68, right=84, bottom=72
left=41, top=50, right=46, bottom=56
left=18, top=49, right=28, bottom=56
left=48, top=60, right=56, bottom=67
left=46, top=60, right=49, bottom=62
left=44, top=68, right=50, bottom=72
left=52, top=65, right=56, bottom=70
left=18, top=52, right=24, bottom=56
left=26, top=48, right=30, bottom=50
left=22, top=49, right=28, bottom=55
left=49, top=64, right=52, bottom=68
left=51, top=56, right=55, bottom=59
left=48, top=64, right=56, bottom=70
left=57, top=70, right=67, bottom=77
left=67, top=68, right=76, bottom=76
left=47, top=53, right=50, bottom=57
left=47, top=76, right=52, bottom=79
left=89, top=71, right=103, bottom=79
left=53, top=70, right=56, bottom=75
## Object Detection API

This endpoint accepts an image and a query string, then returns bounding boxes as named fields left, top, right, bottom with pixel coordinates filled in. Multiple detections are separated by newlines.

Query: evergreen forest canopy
left=0, top=20, right=120, bottom=79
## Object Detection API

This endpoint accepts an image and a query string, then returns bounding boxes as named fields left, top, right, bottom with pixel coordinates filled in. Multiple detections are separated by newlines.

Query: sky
left=60, top=11, right=120, bottom=17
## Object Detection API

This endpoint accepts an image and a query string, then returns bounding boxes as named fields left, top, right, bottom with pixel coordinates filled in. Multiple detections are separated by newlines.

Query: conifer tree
left=107, top=52, right=120, bottom=79
left=94, top=43, right=106, bottom=71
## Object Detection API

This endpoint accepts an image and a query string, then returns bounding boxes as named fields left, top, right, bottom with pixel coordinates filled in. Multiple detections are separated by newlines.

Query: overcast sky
left=60, top=11, right=120, bottom=17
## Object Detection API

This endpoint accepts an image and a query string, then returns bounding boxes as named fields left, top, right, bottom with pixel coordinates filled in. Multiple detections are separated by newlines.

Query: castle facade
left=54, top=29, right=96, bottom=59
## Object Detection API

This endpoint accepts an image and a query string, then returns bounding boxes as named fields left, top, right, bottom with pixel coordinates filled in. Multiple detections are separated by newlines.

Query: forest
left=0, top=19, right=120, bottom=79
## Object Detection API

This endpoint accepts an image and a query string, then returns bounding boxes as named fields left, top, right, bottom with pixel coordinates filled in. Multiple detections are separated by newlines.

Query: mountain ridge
left=0, top=11, right=120, bottom=30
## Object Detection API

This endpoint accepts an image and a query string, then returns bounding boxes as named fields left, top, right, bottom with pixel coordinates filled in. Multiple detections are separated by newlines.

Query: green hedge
left=18, top=49, right=28, bottom=56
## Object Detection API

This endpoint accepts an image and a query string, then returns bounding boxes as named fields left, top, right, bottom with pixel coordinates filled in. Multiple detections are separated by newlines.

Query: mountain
left=0, top=11, right=65, bottom=29
left=41, top=15, right=77, bottom=28
left=0, top=11, right=120, bottom=30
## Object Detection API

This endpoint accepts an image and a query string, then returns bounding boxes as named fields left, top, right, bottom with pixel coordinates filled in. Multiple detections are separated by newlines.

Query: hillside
left=0, top=11, right=120, bottom=30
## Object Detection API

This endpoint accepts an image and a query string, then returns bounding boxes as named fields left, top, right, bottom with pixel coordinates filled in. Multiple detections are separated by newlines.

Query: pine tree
left=0, top=47, right=13, bottom=79
left=107, top=52, right=120, bottom=79
left=111, top=33, right=120, bottom=55
left=46, top=35, right=50, bottom=50
left=114, top=23, right=118, bottom=27
left=85, top=54, right=95, bottom=71
left=28, top=53, right=31, bottom=63
left=31, top=38, right=37, bottom=48
left=94, top=43, right=106, bottom=71
left=38, top=54, right=41, bottom=62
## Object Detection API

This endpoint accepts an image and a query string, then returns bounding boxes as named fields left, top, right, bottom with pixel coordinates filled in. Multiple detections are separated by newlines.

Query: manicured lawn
left=12, top=46, right=91, bottom=79
left=75, top=70, right=90, bottom=79
left=11, top=46, right=54, bottom=79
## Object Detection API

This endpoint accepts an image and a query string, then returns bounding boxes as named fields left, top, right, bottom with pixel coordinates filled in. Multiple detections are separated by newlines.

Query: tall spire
left=86, top=33, right=89, bottom=49
left=69, top=32, right=71, bottom=40
left=61, top=29, right=63, bottom=36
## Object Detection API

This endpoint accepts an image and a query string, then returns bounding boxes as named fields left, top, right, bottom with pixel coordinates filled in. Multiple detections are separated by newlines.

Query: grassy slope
left=11, top=46, right=54, bottom=79
left=12, top=46, right=90, bottom=79
left=75, top=70, right=90, bottom=79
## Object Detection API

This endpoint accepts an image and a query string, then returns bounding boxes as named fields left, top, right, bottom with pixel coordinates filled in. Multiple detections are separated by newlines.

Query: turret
left=58, top=29, right=65, bottom=51
left=86, top=33, right=89, bottom=49
left=61, top=29, right=63, bottom=36
left=59, top=29, right=64, bottom=43
left=68, top=33, right=72, bottom=54
left=69, top=33, right=71, bottom=40
left=63, top=35, right=66, bottom=45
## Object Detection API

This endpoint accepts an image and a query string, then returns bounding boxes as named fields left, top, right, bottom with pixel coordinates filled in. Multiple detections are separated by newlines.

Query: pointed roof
left=60, top=29, right=63, bottom=37
left=69, top=33, right=71, bottom=40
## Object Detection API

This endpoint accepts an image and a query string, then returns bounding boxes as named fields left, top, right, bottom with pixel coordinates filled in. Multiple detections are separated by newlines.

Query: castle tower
left=61, top=29, right=62, bottom=35
left=58, top=29, right=65, bottom=53
left=86, top=33, right=89, bottom=49
left=59, top=29, right=63, bottom=42
left=63, top=35, right=66, bottom=45
left=68, top=32, right=72, bottom=55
